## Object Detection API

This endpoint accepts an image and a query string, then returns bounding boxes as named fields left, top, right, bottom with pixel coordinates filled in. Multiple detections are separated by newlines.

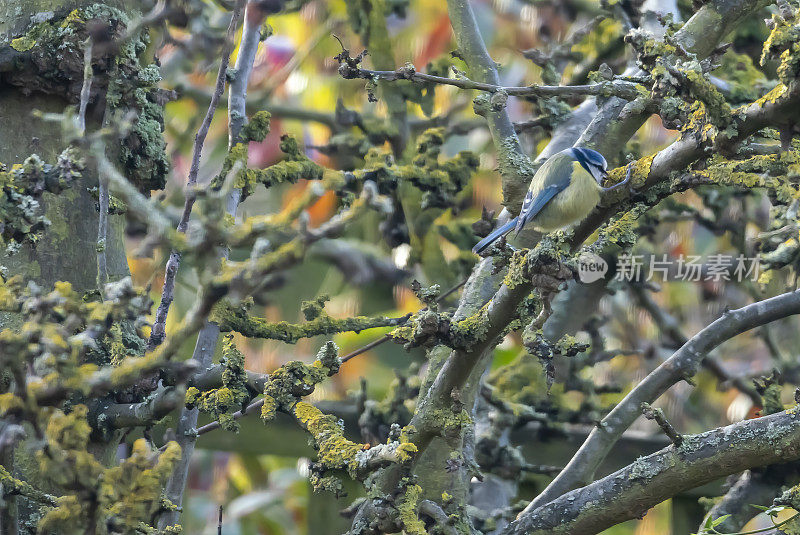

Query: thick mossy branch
left=259, top=342, right=416, bottom=492
left=294, top=402, right=417, bottom=487
left=184, top=334, right=249, bottom=432
left=694, top=151, right=800, bottom=203
left=210, top=296, right=410, bottom=344
left=210, top=113, right=327, bottom=201
left=260, top=342, right=342, bottom=423
left=626, top=26, right=733, bottom=133
left=0, top=148, right=83, bottom=252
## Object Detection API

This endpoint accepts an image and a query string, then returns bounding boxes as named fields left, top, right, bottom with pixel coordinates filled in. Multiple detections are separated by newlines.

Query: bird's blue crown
left=570, top=147, right=608, bottom=181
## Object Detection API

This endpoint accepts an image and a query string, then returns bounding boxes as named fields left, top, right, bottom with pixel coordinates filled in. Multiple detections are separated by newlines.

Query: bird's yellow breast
left=531, top=161, right=600, bottom=232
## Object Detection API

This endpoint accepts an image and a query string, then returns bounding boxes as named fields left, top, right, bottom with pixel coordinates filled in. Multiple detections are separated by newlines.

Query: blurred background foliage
left=125, top=0, right=800, bottom=532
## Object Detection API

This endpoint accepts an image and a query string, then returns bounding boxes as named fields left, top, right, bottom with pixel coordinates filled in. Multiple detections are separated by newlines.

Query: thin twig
left=147, top=0, right=246, bottom=351
left=340, top=335, right=392, bottom=364
left=160, top=0, right=273, bottom=527
left=338, top=277, right=467, bottom=364
left=79, top=35, right=109, bottom=290
left=337, top=63, right=640, bottom=101
left=641, top=402, right=683, bottom=446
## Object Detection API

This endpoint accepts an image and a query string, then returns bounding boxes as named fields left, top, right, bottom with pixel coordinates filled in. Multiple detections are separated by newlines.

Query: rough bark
left=0, top=2, right=139, bottom=532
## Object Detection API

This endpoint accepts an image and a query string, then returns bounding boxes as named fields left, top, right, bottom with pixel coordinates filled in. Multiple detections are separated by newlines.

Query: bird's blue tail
left=472, top=217, right=518, bottom=254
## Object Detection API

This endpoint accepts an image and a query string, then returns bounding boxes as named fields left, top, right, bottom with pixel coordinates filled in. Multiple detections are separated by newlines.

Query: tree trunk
left=0, top=2, right=134, bottom=532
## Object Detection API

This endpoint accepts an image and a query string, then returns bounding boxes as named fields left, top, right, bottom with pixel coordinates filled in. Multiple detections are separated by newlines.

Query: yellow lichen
left=396, top=483, right=428, bottom=535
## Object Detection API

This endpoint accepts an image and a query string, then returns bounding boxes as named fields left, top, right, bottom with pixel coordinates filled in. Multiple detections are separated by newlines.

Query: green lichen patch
left=449, top=305, right=490, bottom=351
left=293, top=401, right=365, bottom=481
left=211, top=122, right=329, bottom=201
left=2, top=278, right=151, bottom=412
left=260, top=341, right=341, bottom=423
left=417, top=407, right=472, bottom=440
left=396, top=482, right=428, bottom=535
left=503, top=250, right=531, bottom=290
left=696, top=151, right=800, bottom=205
left=257, top=341, right=415, bottom=492
left=626, top=25, right=739, bottom=135
left=594, top=203, right=651, bottom=251
left=761, top=13, right=800, bottom=85
left=184, top=334, right=249, bottom=432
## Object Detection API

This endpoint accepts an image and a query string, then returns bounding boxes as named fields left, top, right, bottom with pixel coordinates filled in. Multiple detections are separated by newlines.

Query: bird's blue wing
left=514, top=153, right=574, bottom=235
left=513, top=179, right=570, bottom=235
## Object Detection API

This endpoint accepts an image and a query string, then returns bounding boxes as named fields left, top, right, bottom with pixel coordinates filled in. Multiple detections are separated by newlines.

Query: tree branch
left=446, top=0, right=534, bottom=211
left=503, top=407, right=800, bottom=535
left=631, top=284, right=762, bottom=407
left=211, top=300, right=410, bottom=343
left=641, top=402, right=682, bottom=446
left=519, top=290, right=800, bottom=516
left=339, top=63, right=641, bottom=100
left=105, top=386, right=186, bottom=429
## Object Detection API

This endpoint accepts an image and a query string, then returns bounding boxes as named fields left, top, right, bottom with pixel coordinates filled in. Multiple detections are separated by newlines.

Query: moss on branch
left=211, top=114, right=328, bottom=200
left=210, top=296, right=409, bottom=344
left=0, top=464, right=57, bottom=507
left=258, top=342, right=416, bottom=493
left=349, top=128, right=478, bottom=209
left=696, top=151, right=800, bottom=204
left=184, top=334, right=249, bottom=432
left=761, top=12, right=800, bottom=85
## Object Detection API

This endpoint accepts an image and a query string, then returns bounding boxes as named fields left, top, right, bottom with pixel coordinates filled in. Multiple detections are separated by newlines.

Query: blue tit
left=473, top=147, right=628, bottom=254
